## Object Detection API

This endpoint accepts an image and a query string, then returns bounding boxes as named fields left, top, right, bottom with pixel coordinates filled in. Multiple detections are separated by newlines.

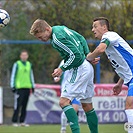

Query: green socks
left=62, top=106, right=98, bottom=133
left=85, top=108, right=98, bottom=133
left=62, top=105, right=80, bottom=133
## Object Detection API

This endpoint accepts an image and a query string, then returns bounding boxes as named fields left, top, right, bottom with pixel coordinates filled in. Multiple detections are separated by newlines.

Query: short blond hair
left=30, top=19, right=51, bottom=35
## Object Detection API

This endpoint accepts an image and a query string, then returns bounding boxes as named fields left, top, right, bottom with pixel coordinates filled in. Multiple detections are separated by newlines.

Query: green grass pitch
left=0, top=124, right=126, bottom=133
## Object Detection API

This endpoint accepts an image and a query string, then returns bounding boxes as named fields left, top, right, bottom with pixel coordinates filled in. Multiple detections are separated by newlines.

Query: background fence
left=1, top=39, right=133, bottom=83
left=1, top=39, right=133, bottom=124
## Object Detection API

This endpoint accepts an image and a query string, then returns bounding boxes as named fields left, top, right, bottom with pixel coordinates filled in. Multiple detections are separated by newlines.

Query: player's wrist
left=60, top=66, right=66, bottom=71
left=86, top=53, right=93, bottom=61
left=117, top=79, right=124, bottom=87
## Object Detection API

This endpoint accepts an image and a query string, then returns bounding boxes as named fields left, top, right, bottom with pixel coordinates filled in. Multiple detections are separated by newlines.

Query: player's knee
left=82, top=103, right=93, bottom=112
left=59, top=100, right=64, bottom=107
left=59, top=98, right=70, bottom=108
left=125, top=96, right=133, bottom=109
left=125, top=104, right=133, bottom=109
left=59, top=100, right=67, bottom=108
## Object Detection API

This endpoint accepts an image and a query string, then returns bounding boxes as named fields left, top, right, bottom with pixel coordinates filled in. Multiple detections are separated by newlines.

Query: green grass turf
left=0, top=124, right=127, bottom=133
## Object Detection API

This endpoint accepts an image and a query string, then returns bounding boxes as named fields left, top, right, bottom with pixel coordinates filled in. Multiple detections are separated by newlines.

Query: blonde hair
left=30, top=19, right=51, bottom=35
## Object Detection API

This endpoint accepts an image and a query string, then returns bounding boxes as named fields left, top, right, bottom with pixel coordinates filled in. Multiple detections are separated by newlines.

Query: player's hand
left=90, top=57, right=100, bottom=65
left=54, top=77, right=61, bottom=82
left=113, top=84, right=122, bottom=95
left=12, top=87, right=16, bottom=93
left=32, top=88, right=35, bottom=94
left=52, top=68, right=62, bottom=77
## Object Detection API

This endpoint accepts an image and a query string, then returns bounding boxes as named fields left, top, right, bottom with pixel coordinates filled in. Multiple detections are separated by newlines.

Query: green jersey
left=51, top=26, right=89, bottom=71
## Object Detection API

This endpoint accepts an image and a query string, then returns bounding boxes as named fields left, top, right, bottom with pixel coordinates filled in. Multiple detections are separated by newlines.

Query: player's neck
left=100, top=30, right=109, bottom=39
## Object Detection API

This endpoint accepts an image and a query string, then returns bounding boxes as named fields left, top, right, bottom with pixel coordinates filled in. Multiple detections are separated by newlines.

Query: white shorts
left=61, top=59, right=94, bottom=103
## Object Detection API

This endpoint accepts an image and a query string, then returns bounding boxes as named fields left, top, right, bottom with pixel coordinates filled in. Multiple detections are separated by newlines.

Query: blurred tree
left=0, top=0, right=133, bottom=85
left=89, top=0, right=133, bottom=73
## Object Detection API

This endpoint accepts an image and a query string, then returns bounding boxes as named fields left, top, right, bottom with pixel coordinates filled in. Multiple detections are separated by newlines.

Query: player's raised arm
left=86, top=42, right=107, bottom=62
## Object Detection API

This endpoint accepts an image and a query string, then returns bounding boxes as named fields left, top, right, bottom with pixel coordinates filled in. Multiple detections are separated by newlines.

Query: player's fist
left=90, top=57, right=100, bottom=65
left=113, top=84, right=122, bottom=95
left=52, top=68, right=62, bottom=77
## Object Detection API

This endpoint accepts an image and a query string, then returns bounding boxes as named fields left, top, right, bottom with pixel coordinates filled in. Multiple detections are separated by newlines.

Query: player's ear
left=103, top=24, right=107, bottom=30
left=45, top=27, right=50, bottom=31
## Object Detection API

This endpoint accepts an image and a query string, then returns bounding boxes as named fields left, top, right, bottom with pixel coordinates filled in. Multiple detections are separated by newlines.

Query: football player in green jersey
left=30, top=19, right=99, bottom=133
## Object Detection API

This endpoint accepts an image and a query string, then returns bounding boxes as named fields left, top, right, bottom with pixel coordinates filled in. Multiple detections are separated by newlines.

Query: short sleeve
left=101, top=38, right=110, bottom=47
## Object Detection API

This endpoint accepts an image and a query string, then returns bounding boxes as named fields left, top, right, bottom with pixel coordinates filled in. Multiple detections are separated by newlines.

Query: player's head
left=20, top=50, right=29, bottom=61
left=30, top=19, right=52, bottom=41
left=92, top=17, right=110, bottom=39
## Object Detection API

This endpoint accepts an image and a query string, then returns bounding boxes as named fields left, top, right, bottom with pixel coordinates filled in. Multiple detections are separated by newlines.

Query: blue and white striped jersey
left=101, top=31, right=133, bottom=84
